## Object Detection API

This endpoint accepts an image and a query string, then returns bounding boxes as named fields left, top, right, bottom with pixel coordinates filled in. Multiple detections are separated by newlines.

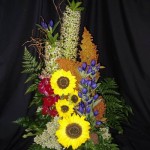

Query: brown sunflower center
left=57, top=76, right=69, bottom=89
left=61, top=105, right=69, bottom=113
left=66, top=123, right=82, bottom=138
left=71, top=95, right=78, bottom=103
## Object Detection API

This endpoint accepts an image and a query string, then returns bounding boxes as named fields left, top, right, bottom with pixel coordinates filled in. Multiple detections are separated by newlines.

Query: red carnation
left=42, top=95, right=59, bottom=117
left=38, top=78, right=54, bottom=96
left=48, top=109, right=58, bottom=117
left=42, top=96, right=59, bottom=107
left=42, top=106, right=58, bottom=117
left=42, top=105, right=49, bottom=115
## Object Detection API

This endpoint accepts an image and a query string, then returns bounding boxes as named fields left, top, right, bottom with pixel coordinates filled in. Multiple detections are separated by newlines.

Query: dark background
left=0, top=0, right=150, bottom=150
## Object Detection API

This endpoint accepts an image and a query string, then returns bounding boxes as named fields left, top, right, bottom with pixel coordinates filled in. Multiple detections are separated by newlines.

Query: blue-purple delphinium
left=41, top=21, right=48, bottom=29
left=77, top=60, right=101, bottom=126
left=41, top=20, right=54, bottom=29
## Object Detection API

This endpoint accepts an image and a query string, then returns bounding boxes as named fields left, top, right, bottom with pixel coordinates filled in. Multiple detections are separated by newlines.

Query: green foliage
left=29, top=92, right=43, bottom=107
left=67, top=0, right=84, bottom=11
left=22, top=48, right=42, bottom=94
left=14, top=117, right=30, bottom=128
left=14, top=113, right=51, bottom=138
left=25, top=83, right=38, bottom=94
left=96, top=130, right=119, bottom=150
left=28, top=144, right=50, bottom=150
left=15, top=47, right=52, bottom=138
left=22, top=47, right=42, bottom=74
left=36, top=21, right=59, bottom=46
left=76, top=133, right=119, bottom=150
left=97, top=78, right=132, bottom=133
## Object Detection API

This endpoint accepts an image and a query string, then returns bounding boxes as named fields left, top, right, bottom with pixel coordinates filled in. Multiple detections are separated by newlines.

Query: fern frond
left=29, top=92, right=43, bottom=107
left=25, top=74, right=38, bottom=83
left=22, top=48, right=43, bottom=94
left=22, top=47, right=42, bottom=74
left=25, top=84, right=37, bottom=94
left=98, top=78, right=118, bottom=94
left=97, top=78, right=132, bottom=133
left=22, top=68, right=35, bottom=74
left=14, top=117, right=30, bottom=128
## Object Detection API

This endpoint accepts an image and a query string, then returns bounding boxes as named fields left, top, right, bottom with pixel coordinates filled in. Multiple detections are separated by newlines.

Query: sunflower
left=68, top=90, right=81, bottom=106
left=50, top=69, right=77, bottom=96
left=56, top=114, right=90, bottom=149
left=56, top=99, right=74, bottom=117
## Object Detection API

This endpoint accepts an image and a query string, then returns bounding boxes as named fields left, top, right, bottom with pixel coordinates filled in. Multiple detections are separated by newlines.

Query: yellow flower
left=56, top=114, right=90, bottom=149
left=56, top=99, right=74, bottom=117
left=68, top=90, right=81, bottom=106
left=50, top=69, right=77, bottom=96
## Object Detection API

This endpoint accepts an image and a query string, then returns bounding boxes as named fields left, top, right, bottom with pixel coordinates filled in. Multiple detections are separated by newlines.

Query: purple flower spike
left=49, top=20, right=54, bottom=27
left=91, top=83, right=97, bottom=89
left=87, top=67, right=92, bottom=74
left=94, top=110, right=99, bottom=116
left=82, top=88, right=88, bottom=94
left=96, top=64, right=100, bottom=70
left=86, top=107, right=91, bottom=113
left=96, top=121, right=102, bottom=126
left=91, top=70, right=96, bottom=75
left=91, top=60, right=96, bottom=66
left=80, top=78, right=86, bottom=85
left=93, top=94, right=99, bottom=100
left=78, top=67, right=82, bottom=72
left=41, top=21, right=48, bottom=29
left=88, top=100, right=93, bottom=105
left=79, top=102, right=85, bottom=108
left=78, top=106, right=84, bottom=114
left=87, top=80, right=92, bottom=86
left=85, top=96, right=89, bottom=101
left=82, top=62, right=87, bottom=70
left=78, top=92, right=82, bottom=98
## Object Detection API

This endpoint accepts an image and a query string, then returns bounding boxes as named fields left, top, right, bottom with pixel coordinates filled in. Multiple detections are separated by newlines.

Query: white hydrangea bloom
left=100, top=127, right=111, bottom=140
left=34, top=117, right=62, bottom=150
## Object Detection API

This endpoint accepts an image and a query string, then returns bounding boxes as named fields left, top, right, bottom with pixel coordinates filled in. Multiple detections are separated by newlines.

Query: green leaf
left=21, top=68, right=35, bottom=74
left=68, top=0, right=84, bottom=11
left=25, top=84, right=37, bottom=94
left=93, top=99, right=101, bottom=108
left=35, top=24, right=43, bottom=29
left=22, top=47, right=42, bottom=74
left=52, top=21, right=60, bottom=33
left=25, top=74, right=37, bottom=83
left=14, top=117, right=30, bottom=128
left=97, top=78, right=132, bottom=133
left=29, top=92, right=43, bottom=107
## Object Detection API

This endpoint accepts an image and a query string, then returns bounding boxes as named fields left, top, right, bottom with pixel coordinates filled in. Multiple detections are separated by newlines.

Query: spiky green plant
left=67, top=0, right=84, bottom=11
left=22, top=47, right=42, bottom=94
left=97, top=78, right=132, bottom=133
left=14, top=48, right=51, bottom=138
left=60, top=1, right=82, bottom=60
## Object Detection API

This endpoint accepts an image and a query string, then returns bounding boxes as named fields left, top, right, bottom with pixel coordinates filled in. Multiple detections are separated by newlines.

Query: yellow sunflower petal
left=56, top=99, right=74, bottom=117
left=68, top=90, right=81, bottom=106
left=56, top=114, right=90, bottom=149
left=50, top=69, right=77, bottom=96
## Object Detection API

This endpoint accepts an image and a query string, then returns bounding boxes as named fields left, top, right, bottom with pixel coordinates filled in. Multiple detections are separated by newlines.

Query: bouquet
left=15, top=1, right=131, bottom=150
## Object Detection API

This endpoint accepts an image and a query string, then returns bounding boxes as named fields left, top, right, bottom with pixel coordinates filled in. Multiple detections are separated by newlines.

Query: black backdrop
left=0, top=0, right=150, bottom=150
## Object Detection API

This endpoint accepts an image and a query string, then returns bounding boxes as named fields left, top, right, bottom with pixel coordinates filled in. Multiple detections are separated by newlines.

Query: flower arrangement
left=15, top=1, right=132, bottom=150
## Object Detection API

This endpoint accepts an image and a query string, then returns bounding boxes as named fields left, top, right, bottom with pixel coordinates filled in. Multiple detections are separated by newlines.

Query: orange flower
left=79, top=27, right=99, bottom=65
left=94, top=97, right=106, bottom=121
left=56, top=58, right=82, bottom=86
